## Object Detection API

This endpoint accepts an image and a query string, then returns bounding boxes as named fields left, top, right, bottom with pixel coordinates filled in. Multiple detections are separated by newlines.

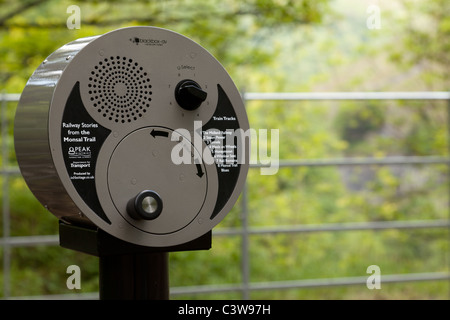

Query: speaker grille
left=87, top=56, right=152, bottom=123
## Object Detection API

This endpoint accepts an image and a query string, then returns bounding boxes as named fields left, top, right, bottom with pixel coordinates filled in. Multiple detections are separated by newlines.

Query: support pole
left=59, top=222, right=211, bottom=300
left=99, top=252, right=169, bottom=300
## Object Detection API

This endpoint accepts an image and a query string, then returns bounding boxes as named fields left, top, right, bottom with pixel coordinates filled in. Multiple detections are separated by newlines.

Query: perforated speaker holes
left=87, top=56, right=152, bottom=123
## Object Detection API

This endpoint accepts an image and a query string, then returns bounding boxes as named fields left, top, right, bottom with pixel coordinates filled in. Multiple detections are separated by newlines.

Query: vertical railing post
left=447, top=97, right=450, bottom=253
left=240, top=89, right=250, bottom=299
left=1, top=91, right=11, bottom=298
left=241, top=183, right=250, bottom=299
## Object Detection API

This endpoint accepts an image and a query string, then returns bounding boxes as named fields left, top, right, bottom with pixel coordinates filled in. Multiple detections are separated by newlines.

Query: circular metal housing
left=14, top=26, right=249, bottom=247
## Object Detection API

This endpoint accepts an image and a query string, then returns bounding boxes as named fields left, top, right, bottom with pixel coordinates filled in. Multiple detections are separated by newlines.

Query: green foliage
left=0, top=0, right=449, bottom=300
left=335, top=102, right=385, bottom=148
left=388, top=0, right=450, bottom=83
left=0, top=0, right=330, bottom=92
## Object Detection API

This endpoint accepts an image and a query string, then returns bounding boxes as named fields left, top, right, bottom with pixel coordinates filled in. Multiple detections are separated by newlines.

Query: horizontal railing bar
left=0, top=235, right=59, bottom=247
left=3, top=92, right=450, bottom=103
left=170, top=272, right=450, bottom=296
left=214, top=219, right=450, bottom=236
left=1, top=220, right=447, bottom=248
left=5, top=292, right=99, bottom=300
left=0, top=93, right=21, bottom=102
left=170, top=284, right=242, bottom=296
left=2, top=156, right=448, bottom=178
left=1, top=220, right=446, bottom=248
left=249, top=272, right=450, bottom=291
left=7, top=272, right=447, bottom=299
left=0, top=168, right=21, bottom=175
left=244, top=91, right=450, bottom=101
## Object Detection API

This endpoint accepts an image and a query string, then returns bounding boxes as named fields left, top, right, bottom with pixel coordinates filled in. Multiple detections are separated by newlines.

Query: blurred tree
left=0, top=0, right=331, bottom=91
left=390, top=0, right=450, bottom=84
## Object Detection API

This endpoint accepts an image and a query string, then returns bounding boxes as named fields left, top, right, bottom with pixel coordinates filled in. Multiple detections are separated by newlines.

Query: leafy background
left=0, top=0, right=449, bottom=299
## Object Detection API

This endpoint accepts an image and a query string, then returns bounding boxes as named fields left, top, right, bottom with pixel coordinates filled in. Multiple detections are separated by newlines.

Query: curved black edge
left=61, top=82, right=111, bottom=224
left=202, top=84, right=242, bottom=220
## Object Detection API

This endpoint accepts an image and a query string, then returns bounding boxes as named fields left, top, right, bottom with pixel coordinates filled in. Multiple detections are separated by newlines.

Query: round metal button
left=127, top=190, right=163, bottom=221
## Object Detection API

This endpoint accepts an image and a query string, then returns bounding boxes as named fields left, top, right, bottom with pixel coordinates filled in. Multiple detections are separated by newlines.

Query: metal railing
left=1, top=91, right=450, bottom=299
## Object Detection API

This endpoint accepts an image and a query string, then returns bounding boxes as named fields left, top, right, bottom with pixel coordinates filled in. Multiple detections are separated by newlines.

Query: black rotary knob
left=175, top=79, right=207, bottom=110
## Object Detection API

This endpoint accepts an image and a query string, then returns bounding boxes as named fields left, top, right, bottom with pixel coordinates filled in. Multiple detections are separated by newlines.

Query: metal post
left=1, top=91, right=11, bottom=298
left=447, top=97, right=450, bottom=265
left=241, top=183, right=250, bottom=300
left=99, top=252, right=169, bottom=300
left=240, top=88, right=250, bottom=300
left=59, top=222, right=211, bottom=300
